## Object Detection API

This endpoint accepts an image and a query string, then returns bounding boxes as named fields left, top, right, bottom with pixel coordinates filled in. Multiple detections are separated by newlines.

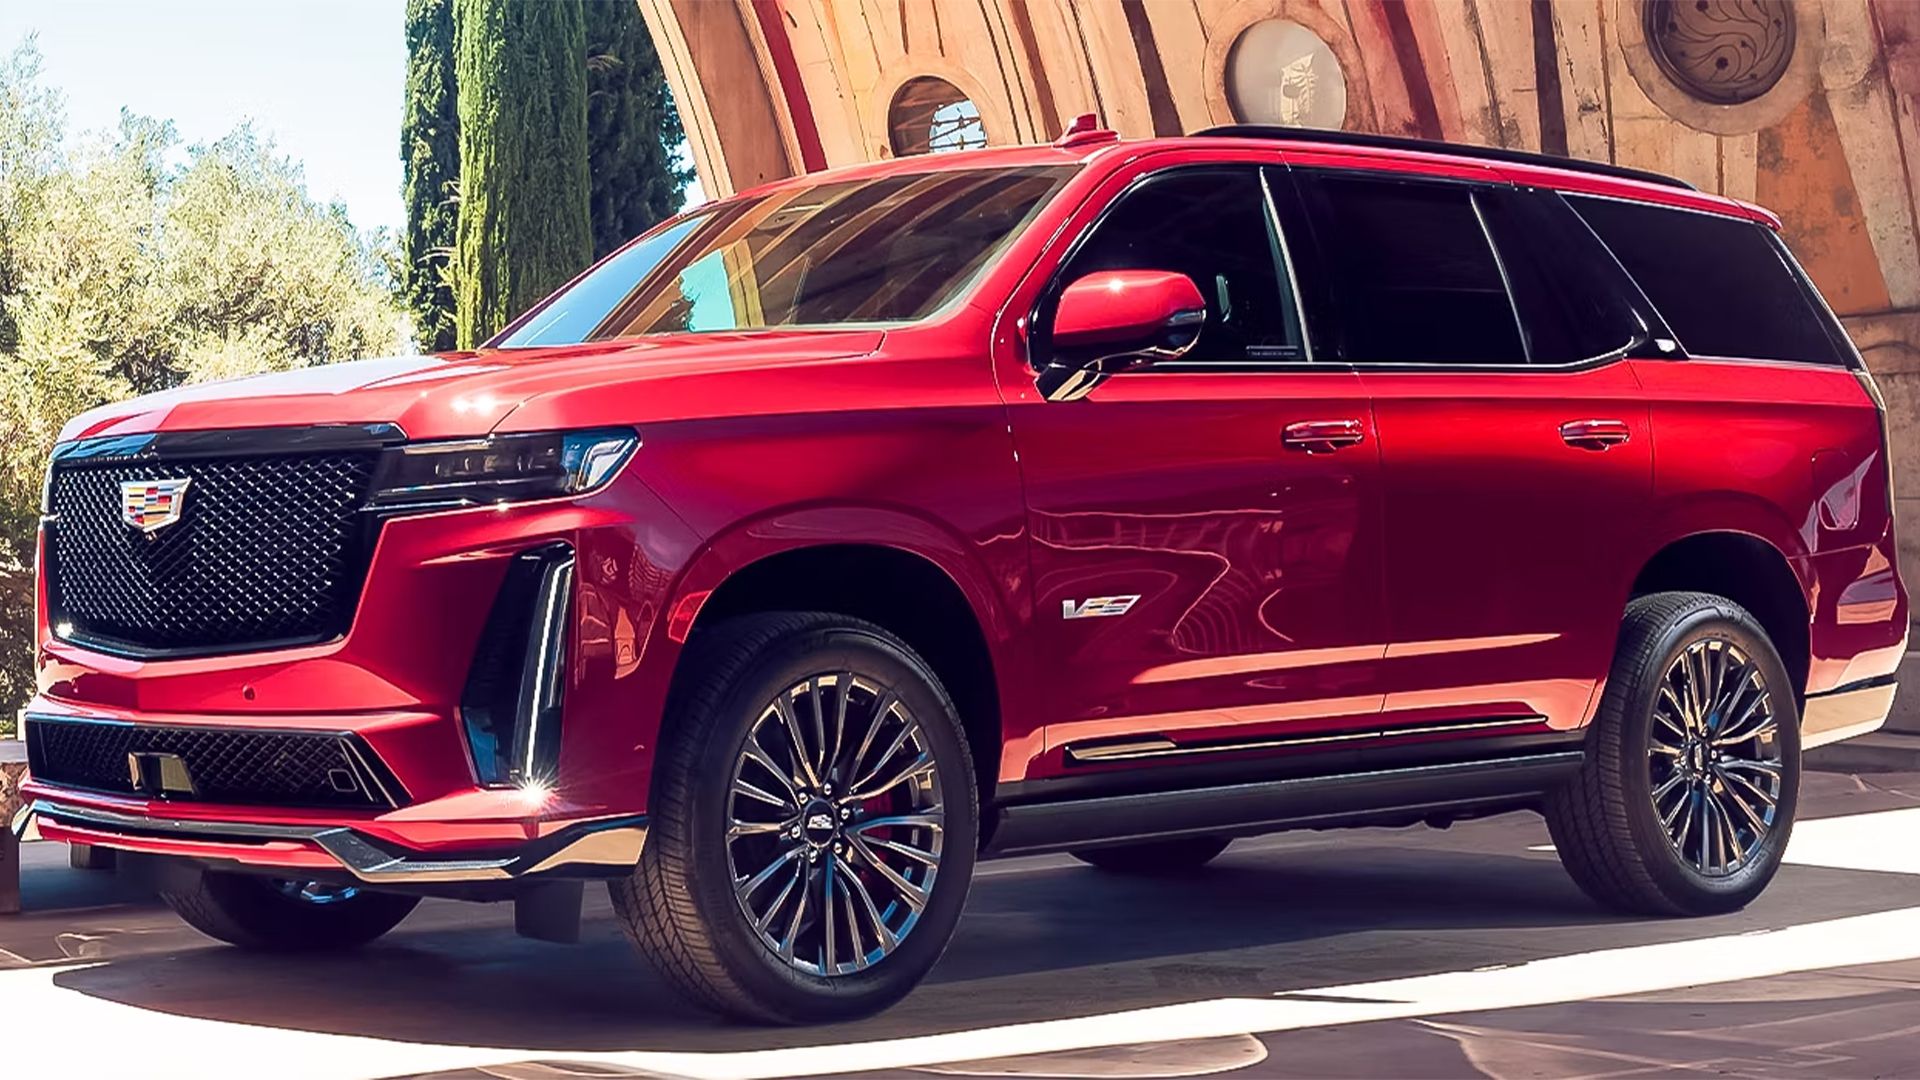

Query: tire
left=613, top=612, right=979, bottom=1024
left=1545, top=591, right=1801, bottom=917
left=160, top=872, right=419, bottom=951
left=1071, top=836, right=1231, bottom=874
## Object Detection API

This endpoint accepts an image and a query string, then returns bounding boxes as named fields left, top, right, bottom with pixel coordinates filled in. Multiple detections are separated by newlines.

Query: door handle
left=1282, top=419, right=1365, bottom=453
left=1559, top=418, right=1632, bottom=450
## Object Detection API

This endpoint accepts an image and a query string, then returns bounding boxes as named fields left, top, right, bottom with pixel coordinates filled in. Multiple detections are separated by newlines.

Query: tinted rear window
left=1296, top=174, right=1526, bottom=365
left=1568, top=195, right=1844, bottom=365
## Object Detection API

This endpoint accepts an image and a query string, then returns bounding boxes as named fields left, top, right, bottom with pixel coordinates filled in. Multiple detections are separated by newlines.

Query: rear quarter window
left=1477, top=187, right=1648, bottom=365
left=1567, top=195, right=1845, bottom=366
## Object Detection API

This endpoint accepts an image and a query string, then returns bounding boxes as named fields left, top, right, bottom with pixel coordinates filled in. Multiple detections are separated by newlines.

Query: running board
left=984, top=751, right=1583, bottom=858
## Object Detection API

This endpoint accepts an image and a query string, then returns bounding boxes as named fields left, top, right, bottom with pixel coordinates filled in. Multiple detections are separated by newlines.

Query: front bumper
left=10, top=793, right=645, bottom=886
left=29, top=459, right=699, bottom=837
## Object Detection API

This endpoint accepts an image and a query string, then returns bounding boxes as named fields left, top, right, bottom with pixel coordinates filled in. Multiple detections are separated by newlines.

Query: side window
left=1568, top=195, right=1844, bottom=365
left=1476, top=187, right=1649, bottom=365
left=1054, top=167, right=1303, bottom=362
left=1296, top=174, right=1527, bottom=365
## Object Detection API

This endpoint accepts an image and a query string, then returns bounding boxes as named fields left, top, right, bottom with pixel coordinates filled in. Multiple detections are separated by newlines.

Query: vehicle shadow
left=45, top=833, right=1710, bottom=1055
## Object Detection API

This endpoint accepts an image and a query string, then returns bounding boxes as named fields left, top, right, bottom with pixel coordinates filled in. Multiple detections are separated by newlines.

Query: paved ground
left=4, top=770, right=1919, bottom=1079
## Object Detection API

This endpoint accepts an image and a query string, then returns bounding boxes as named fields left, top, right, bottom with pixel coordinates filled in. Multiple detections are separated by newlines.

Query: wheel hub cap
left=725, top=672, right=945, bottom=977
left=1648, top=637, right=1784, bottom=878
left=801, top=799, right=838, bottom=846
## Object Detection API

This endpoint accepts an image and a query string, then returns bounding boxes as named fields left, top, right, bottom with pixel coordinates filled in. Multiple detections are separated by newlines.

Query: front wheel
left=160, top=871, right=419, bottom=951
left=613, top=612, right=978, bottom=1024
left=1545, top=592, right=1801, bottom=916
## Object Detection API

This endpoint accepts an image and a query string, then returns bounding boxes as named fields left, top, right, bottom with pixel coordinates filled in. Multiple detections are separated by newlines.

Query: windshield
left=497, top=165, right=1072, bottom=347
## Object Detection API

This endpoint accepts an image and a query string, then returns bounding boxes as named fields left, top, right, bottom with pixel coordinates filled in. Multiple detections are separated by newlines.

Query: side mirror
left=1035, top=270, right=1207, bottom=402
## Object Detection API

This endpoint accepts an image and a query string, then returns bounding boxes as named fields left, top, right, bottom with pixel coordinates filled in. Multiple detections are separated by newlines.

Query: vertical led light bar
left=460, top=543, right=575, bottom=787
left=512, top=551, right=575, bottom=785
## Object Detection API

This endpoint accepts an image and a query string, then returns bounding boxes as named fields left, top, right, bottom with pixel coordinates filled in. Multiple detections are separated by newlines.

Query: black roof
left=1190, top=124, right=1696, bottom=192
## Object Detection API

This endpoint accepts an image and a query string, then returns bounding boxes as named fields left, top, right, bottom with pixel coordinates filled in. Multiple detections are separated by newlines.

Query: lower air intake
left=24, top=715, right=405, bottom=809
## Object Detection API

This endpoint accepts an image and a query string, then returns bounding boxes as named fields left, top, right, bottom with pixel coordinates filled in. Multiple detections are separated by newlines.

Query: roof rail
left=1189, top=124, right=1696, bottom=192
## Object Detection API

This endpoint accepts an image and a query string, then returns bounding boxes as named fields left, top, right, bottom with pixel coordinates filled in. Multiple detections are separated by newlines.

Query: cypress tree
left=453, top=0, right=593, bottom=348
left=401, top=0, right=459, bottom=353
left=583, top=0, right=689, bottom=259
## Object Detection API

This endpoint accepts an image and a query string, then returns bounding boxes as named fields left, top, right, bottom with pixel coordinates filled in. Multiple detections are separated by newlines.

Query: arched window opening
left=889, top=77, right=987, bottom=156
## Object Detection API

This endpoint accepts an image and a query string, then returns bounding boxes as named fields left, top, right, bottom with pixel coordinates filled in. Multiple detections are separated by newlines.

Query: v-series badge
left=1062, top=595, right=1141, bottom=619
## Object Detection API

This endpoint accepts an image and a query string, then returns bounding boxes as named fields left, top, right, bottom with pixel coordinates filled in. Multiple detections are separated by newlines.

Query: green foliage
left=0, top=40, right=404, bottom=723
left=403, top=0, right=459, bottom=352
left=453, top=0, right=593, bottom=348
left=583, top=0, right=690, bottom=259
left=0, top=42, right=64, bottom=357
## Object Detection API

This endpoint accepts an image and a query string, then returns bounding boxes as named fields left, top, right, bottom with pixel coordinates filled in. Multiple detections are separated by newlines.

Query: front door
left=1002, top=163, right=1386, bottom=782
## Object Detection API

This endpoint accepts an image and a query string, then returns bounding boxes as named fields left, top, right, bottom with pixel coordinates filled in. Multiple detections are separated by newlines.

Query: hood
left=56, top=330, right=887, bottom=445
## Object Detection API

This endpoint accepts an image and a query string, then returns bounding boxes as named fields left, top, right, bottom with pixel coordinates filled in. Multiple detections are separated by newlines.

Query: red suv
left=14, top=125, right=1905, bottom=1023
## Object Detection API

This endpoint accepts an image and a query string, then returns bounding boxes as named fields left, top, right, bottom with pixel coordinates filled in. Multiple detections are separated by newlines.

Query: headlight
left=368, top=428, right=638, bottom=509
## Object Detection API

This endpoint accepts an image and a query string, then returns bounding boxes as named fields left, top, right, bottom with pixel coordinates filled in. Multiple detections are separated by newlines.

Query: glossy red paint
left=20, top=132, right=1906, bottom=877
left=1012, top=360, right=1388, bottom=773
left=1628, top=357, right=1908, bottom=692
left=1361, top=363, right=1653, bottom=733
left=1052, top=269, right=1206, bottom=349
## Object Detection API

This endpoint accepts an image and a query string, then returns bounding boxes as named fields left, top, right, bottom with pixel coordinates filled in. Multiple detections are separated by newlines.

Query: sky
left=1, top=0, right=408, bottom=234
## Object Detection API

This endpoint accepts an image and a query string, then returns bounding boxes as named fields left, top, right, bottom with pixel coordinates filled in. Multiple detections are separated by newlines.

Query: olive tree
left=0, top=41, right=405, bottom=728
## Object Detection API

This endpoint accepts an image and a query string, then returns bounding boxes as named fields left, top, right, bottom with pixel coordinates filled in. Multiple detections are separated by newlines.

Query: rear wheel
left=1071, top=836, right=1231, bottom=874
left=1545, top=592, right=1800, bottom=916
left=614, top=612, right=978, bottom=1024
left=160, top=871, right=419, bottom=951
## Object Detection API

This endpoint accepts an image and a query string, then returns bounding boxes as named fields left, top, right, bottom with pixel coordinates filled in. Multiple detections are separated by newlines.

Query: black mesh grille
left=46, top=452, right=378, bottom=654
left=24, top=716, right=402, bottom=808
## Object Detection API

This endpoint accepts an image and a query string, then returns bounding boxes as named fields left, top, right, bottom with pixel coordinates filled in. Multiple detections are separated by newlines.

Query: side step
left=984, top=751, right=1583, bottom=858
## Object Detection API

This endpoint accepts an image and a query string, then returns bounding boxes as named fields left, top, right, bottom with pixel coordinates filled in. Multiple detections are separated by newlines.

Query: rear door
left=1278, top=160, right=1655, bottom=734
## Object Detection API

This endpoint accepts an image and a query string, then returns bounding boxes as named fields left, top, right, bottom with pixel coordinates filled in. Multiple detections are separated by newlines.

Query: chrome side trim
left=1469, top=190, right=1531, bottom=362
left=13, top=800, right=646, bottom=884
left=1063, top=716, right=1546, bottom=764
left=1259, top=165, right=1315, bottom=362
